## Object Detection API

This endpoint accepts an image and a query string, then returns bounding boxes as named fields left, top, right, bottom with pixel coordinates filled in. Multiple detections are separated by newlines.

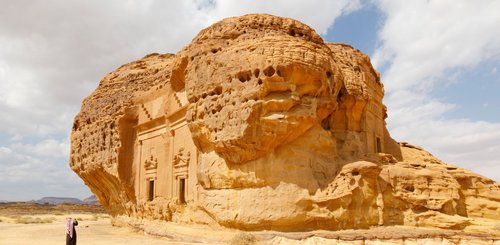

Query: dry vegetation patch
left=14, top=216, right=56, bottom=224
left=0, top=202, right=105, bottom=217
left=0, top=202, right=106, bottom=225
left=229, top=233, right=261, bottom=245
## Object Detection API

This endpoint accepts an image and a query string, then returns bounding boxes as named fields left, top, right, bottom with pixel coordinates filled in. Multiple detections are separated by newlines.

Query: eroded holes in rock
left=289, top=29, right=296, bottom=37
left=352, top=170, right=360, bottom=176
left=201, top=93, right=208, bottom=99
left=211, top=109, right=216, bottom=114
left=188, top=95, right=198, bottom=103
left=237, top=71, right=252, bottom=83
left=426, top=176, right=432, bottom=184
left=337, top=87, right=347, bottom=101
left=321, top=114, right=332, bottom=130
left=253, top=69, right=260, bottom=78
left=414, top=205, right=428, bottom=213
left=211, top=48, right=220, bottom=54
left=190, top=56, right=194, bottom=61
left=257, top=79, right=263, bottom=85
left=72, top=120, right=79, bottom=131
left=216, top=104, right=222, bottom=112
left=276, top=65, right=287, bottom=77
left=405, top=185, right=415, bottom=192
left=263, top=66, right=275, bottom=77
left=214, top=85, right=223, bottom=95
left=237, top=74, right=245, bottom=83
left=326, top=71, right=332, bottom=79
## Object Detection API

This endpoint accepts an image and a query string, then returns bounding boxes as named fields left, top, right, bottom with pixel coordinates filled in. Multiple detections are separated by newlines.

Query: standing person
left=66, top=217, right=78, bottom=245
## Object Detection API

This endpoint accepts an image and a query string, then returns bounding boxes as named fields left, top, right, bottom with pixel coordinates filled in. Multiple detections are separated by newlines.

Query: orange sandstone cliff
left=70, top=14, right=500, bottom=233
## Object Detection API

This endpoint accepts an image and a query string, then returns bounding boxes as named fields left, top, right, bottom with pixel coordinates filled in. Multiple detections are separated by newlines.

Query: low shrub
left=229, top=232, right=259, bottom=245
left=15, top=216, right=56, bottom=224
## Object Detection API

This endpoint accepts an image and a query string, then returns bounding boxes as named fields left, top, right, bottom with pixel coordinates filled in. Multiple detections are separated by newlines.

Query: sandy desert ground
left=0, top=203, right=201, bottom=245
left=0, top=218, right=200, bottom=245
left=0, top=203, right=498, bottom=245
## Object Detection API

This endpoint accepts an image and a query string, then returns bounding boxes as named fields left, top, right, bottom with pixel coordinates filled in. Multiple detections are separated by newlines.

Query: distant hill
left=82, top=195, right=99, bottom=205
left=33, top=195, right=100, bottom=205
left=34, top=197, right=84, bottom=204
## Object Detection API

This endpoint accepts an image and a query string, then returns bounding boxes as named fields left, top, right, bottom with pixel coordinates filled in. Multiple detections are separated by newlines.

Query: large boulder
left=70, top=14, right=500, bottom=233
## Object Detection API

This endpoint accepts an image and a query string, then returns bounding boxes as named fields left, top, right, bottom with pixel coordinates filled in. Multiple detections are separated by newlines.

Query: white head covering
left=66, top=217, right=74, bottom=238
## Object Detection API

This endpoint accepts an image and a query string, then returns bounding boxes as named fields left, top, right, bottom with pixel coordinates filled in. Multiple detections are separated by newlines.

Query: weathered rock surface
left=70, top=14, right=500, bottom=235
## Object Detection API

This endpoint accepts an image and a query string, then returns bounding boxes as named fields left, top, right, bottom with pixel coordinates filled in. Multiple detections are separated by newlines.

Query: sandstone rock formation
left=70, top=14, right=500, bottom=234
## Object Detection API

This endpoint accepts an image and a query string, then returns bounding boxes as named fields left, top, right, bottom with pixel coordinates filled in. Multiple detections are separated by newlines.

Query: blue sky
left=432, top=62, right=500, bottom=122
left=325, top=2, right=382, bottom=56
left=0, top=0, right=499, bottom=201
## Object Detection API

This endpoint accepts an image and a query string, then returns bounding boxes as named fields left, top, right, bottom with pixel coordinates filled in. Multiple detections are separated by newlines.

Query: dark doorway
left=376, top=137, right=382, bottom=153
left=179, top=178, right=186, bottom=204
left=148, top=180, right=155, bottom=201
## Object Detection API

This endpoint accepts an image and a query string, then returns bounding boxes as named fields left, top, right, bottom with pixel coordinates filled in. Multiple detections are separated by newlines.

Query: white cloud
left=0, top=144, right=89, bottom=201
left=373, top=0, right=500, bottom=91
left=10, top=139, right=69, bottom=158
left=391, top=118, right=500, bottom=181
left=0, top=0, right=210, bottom=200
left=373, top=0, right=500, bottom=181
left=0, top=0, right=210, bottom=141
left=201, top=0, right=361, bottom=34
